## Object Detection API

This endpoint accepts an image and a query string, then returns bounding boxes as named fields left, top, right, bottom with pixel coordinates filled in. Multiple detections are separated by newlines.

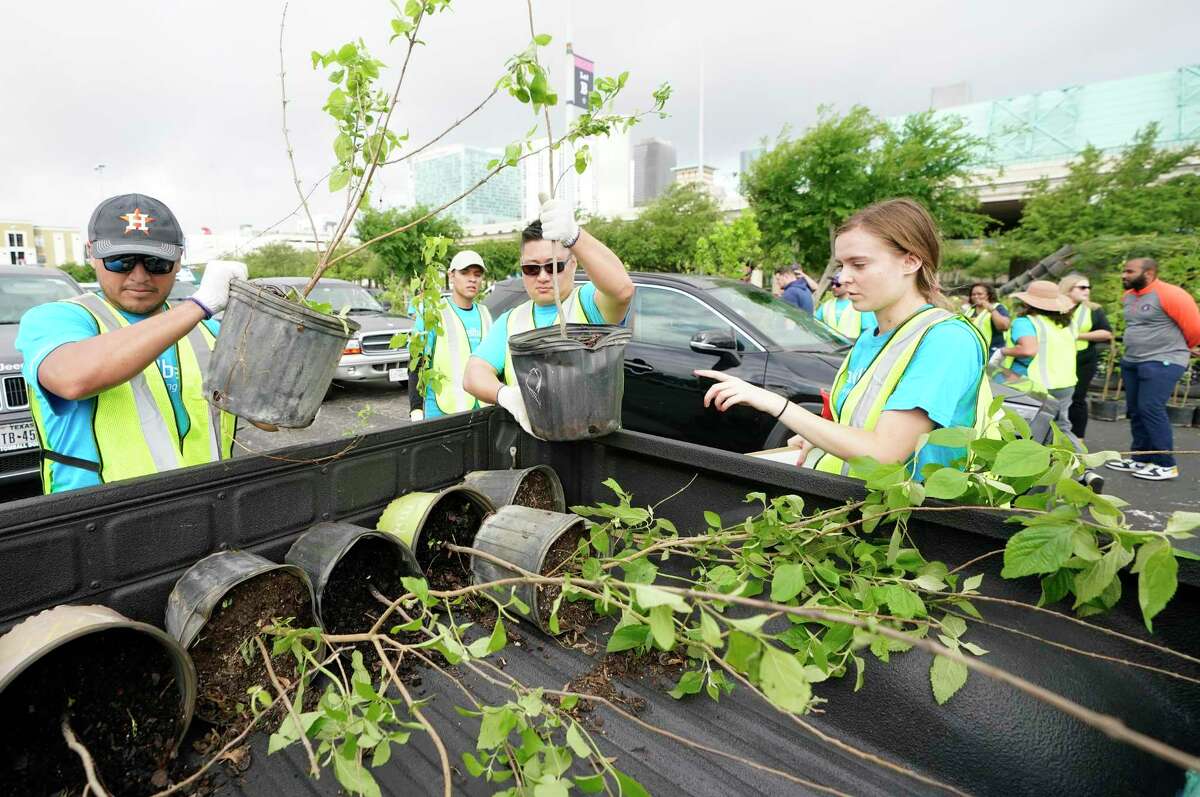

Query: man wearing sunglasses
left=15, top=193, right=246, bottom=493
left=463, top=193, right=634, bottom=435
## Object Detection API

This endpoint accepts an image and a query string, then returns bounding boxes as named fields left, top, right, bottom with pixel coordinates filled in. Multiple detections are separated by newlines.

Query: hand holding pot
left=537, top=192, right=580, bottom=247
left=695, top=369, right=787, bottom=416
left=409, top=408, right=424, bottom=422
left=192, top=260, right=248, bottom=317
left=497, top=385, right=537, bottom=437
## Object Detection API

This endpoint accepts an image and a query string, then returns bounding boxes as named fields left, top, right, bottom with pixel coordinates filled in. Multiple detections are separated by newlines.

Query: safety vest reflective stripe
left=815, top=308, right=992, bottom=478
left=502, top=288, right=587, bottom=386
left=818, top=298, right=863, bottom=338
left=431, top=302, right=493, bottom=414
left=1069, top=303, right=1093, bottom=351
left=970, top=307, right=992, bottom=342
left=1027, top=316, right=1078, bottom=391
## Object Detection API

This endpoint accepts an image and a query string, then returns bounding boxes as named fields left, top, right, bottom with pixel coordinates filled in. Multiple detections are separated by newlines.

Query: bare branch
left=61, top=718, right=111, bottom=797
left=254, top=637, right=320, bottom=778
left=371, top=639, right=452, bottom=797
left=383, top=87, right=500, bottom=166
left=279, top=2, right=323, bottom=259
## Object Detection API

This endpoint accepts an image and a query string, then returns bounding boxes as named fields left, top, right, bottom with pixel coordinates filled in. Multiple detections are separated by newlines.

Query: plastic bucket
left=285, top=522, right=421, bottom=627
left=0, top=604, right=197, bottom=792
left=204, top=279, right=361, bottom=428
left=376, top=486, right=496, bottom=571
left=463, top=466, right=566, bottom=513
left=470, top=505, right=587, bottom=634
left=1089, top=397, right=1121, bottom=422
left=508, top=324, right=632, bottom=441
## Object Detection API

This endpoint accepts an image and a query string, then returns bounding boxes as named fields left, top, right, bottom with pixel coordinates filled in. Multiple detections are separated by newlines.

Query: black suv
left=486, top=272, right=1056, bottom=453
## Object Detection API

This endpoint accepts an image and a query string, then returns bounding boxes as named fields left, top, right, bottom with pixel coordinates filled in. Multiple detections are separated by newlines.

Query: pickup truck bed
left=2, top=409, right=1197, bottom=796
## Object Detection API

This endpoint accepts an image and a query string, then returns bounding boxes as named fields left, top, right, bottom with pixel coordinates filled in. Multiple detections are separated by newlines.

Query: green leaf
left=565, top=721, right=591, bottom=757
left=334, top=752, right=382, bottom=797
left=606, top=623, right=650, bottom=652
left=1001, top=525, right=1075, bottom=578
left=758, top=645, right=811, bottom=713
left=924, top=468, right=970, bottom=499
left=668, top=670, right=704, bottom=699
left=961, top=574, right=983, bottom=592
left=1038, top=569, right=1073, bottom=606
left=371, top=740, right=391, bottom=768
left=725, top=630, right=761, bottom=673
left=574, top=773, right=606, bottom=793
left=613, top=769, right=651, bottom=797
left=477, top=707, right=516, bottom=750
left=930, top=653, right=968, bottom=705
left=1082, top=449, right=1120, bottom=468
left=461, top=751, right=485, bottom=777
left=992, top=439, right=1051, bottom=478
left=699, top=611, right=723, bottom=648
left=940, top=614, right=968, bottom=639
left=704, top=510, right=722, bottom=528
left=1165, top=511, right=1200, bottom=537
left=1136, top=540, right=1178, bottom=632
left=770, top=562, right=806, bottom=602
left=533, top=33, right=552, bottom=45
left=927, top=426, right=975, bottom=447
left=1073, top=545, right=1133, bottom=606
left=329, top=166, right=351, bottom=192
left=648, top=604, right=676, bottom=649
left=876, top=584, right=926, bottom=619
left=633, top=584, right=689, bottom=612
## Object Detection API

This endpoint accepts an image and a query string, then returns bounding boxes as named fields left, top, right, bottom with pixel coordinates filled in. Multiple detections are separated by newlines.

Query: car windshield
left=299, top=284, right=383, bottom=314
left=0, top=276, right=80, bottom=323
left=708, top=283, right=848, bottom=348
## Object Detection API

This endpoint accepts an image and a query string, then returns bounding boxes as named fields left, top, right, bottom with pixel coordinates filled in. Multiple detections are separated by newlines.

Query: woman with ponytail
left=696, top=198, right=991, bottom=480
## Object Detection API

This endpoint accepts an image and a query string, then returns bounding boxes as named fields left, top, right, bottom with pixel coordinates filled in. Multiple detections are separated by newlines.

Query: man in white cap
left=408, top=249, right=493, bottom=421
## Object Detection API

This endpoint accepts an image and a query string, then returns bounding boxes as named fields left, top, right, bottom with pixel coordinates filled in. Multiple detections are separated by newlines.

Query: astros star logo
left=120, top=208, right=156, bottom=235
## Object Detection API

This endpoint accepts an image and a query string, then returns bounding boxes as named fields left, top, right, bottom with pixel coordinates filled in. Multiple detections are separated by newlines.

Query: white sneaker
left=1104, top=458, right=1147, bottom=473
left=1132, top=465, right=1179, bottom=481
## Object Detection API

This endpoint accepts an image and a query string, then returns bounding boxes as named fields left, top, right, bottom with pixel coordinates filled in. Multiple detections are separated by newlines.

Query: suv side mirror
left=691, top=329, right=740, bottom=365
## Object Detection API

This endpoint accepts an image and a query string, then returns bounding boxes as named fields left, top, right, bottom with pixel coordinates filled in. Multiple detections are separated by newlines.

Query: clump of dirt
left=188, top=569, right=315, bottom=725
left=535, top=522, right=597, bottom=636
left=512, top=469, right=559, bottom=511
left=565, top=650, right=686, bottom=729
left=321, top=537, right=407, bottom=674
left=0, top=628, right=185, bottom=797
left=418, top=495, right=487, bottom=591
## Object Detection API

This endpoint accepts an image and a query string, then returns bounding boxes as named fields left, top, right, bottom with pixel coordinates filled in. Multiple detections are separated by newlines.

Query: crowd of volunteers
left=14, top=191, right=1200, bottom=494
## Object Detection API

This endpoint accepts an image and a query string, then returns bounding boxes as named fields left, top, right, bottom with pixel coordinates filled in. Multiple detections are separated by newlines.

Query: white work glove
left=497, top=385, right=536, bottom=437
left=192, top=260, right=248, bottom=317
left=409, top=409, right=424, bottom=422
left=988, top=348, right=1005, bottom=368
left=537, top=192, right=580, bottom=246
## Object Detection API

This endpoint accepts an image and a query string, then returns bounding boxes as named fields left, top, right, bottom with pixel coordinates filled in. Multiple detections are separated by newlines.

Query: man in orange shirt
left=1105, top=258, right=1200, bottom=481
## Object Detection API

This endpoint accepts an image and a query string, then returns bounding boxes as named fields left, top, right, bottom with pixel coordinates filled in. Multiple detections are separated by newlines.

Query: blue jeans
left=1121, top=360, right=1186, bottom=467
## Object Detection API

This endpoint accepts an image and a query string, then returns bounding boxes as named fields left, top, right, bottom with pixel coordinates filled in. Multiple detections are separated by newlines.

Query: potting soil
left=419, top=496, right=486, bottom=591
left=512, top=469, right=558, bottom=511
left=0, top=628, right=184, bottom=797
left=321, top=537, right=411, bottom=676
left=188, top=570, right=315, bottom=725
left=535, top=522, right=596, bottom=635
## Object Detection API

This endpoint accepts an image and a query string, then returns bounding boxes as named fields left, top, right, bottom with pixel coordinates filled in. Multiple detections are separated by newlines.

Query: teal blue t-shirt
left=1008, top=316, right=1036, bottom=376
left=411, top=302, right=486, bottom=418
left=15, top=301, right=219, bottom=492
left=834, top=311, right=983, bottom=478
left=817, top=297, right=877, bottom=334
left=471, top=283, right=616, bottom=378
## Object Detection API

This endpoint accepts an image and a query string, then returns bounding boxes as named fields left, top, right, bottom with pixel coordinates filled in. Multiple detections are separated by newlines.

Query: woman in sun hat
left=999, top=279, right=1078, bottom=434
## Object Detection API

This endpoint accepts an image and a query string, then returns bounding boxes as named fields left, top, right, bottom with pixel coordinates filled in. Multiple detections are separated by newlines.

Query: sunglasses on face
left=1076, top=285, right=1091, bottom=290
left=101, top=254, right=176, bottom=275
left=519, top=259, right=570, bottom=277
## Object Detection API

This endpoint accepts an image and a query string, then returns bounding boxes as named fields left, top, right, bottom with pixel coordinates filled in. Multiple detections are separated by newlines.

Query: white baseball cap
left=449, top=250, right=486, bottom=272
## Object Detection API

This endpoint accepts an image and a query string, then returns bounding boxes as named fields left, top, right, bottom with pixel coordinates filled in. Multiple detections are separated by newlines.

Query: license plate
left=0, top=421, right=38, bottom=453
left=388, top=368, right=408, bottom=383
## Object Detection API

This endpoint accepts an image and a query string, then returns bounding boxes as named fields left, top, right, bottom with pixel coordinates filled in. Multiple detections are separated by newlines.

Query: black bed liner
left=2, top=409, right=1197, bottom=796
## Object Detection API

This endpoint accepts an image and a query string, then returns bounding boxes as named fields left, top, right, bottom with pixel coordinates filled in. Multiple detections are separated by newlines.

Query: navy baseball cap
left=88, top=193, right=185, bottom=262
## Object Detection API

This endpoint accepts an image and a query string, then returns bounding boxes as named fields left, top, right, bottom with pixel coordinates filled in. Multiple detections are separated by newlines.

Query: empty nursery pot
left=376, top=486, right=496, bottom=576
left=165, top=550, right=317, bottom=724
left=285, top=521, right=421, bottom=632
left=462, top=465, right=566, bottom=513
left=470, top=505, right=588, bottom=634
left=0, top=604, right=197, bottom=796
left=1088, top=397, right=1121, bottom=422
left=1167, top=404, right=1195, bottom=427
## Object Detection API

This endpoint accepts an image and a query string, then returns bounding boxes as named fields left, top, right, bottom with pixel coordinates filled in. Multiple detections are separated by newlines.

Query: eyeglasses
left=1076, top=285, right=1091, bottom=290
left=519, top=259, right=570, bottom=277
left=101, top=254, right=177, bottom=275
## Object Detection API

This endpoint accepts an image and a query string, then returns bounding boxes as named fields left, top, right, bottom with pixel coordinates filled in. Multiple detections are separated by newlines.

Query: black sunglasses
left=519, top=259, right=570, bottom=277
left=101, top=254, right=176, bottom=275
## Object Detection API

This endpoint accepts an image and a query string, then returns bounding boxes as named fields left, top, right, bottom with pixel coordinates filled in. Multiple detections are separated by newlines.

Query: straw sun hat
left=1012, top=280, right=1074, bottom=313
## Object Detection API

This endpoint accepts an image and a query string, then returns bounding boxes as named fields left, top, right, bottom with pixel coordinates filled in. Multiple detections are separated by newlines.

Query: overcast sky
left=3, top=0, right=1198, bottom=239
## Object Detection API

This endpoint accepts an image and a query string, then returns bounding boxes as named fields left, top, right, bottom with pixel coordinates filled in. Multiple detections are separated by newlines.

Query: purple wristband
left=186, top=296, right=214, bottom=319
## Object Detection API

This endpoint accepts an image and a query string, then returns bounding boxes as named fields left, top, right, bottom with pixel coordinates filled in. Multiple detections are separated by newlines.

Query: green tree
left=742, top=106, right=988, bottom=270
left=354, top=205, right=466, bottom=282
left=585, top=183, right=721, bottom=271
left=58, top=263, right=95, bottom=283
left=448, top=236, right=521, bottom=281
left=693, top=211, right=763, bottom=278
left=237, top=242, right=379, bottom=282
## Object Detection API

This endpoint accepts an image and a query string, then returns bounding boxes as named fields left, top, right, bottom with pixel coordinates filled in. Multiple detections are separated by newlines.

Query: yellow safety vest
left=430, top=302, right=493, bottom=414
left=29, top=294, right=236, bottom=493
left=817, top=298, right=864, bottom=339
left=1069, top=303, right=1093, bottom=351
left=501, top=288, right=589, bottom=386
left=1023, top=316, right=1078, bottom=391
left=814, top=308, right=994, bottom=478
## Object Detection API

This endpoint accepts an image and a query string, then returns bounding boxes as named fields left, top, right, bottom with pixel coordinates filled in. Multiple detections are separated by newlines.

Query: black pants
left=1069, top=352, right=1098, bottom=439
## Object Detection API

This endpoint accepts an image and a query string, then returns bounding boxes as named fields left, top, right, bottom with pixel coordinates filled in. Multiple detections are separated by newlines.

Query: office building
left=632, top=138, right=676, bottom=206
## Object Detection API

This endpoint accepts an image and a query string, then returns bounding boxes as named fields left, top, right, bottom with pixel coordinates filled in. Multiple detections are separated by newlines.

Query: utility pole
left=697, top=34, right=704, bottom=186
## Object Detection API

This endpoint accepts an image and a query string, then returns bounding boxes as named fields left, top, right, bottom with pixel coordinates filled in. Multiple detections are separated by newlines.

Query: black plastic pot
left=285, top=522, right=421, bottom=628
left=1089, top=397, right=1121, bottom=422
left=164, top=550, right=315, bottom=651
left=205, top=279, right=361, bottom=428
left=508, top=324, right=632, bottom=441
left=463, top=466, right=566, bottom=513
left=375, top=486, right=496, bottom=570
left=470, top=505, right=587, bottom=634
left=1167, top=405, right=1194, bottom=427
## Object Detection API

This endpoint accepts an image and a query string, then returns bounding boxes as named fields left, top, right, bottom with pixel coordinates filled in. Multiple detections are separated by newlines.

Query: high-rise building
left=0, top=221, right=85, bottom=268
left=632, top=138, right=676, bottom=206
left=412, top=145, right=522, bottom=226
left=739, top=147, right=765, bottom=177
